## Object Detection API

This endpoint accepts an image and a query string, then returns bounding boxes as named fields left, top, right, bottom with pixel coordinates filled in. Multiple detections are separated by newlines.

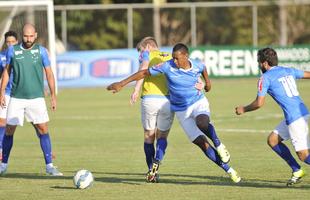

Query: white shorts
left=7, top=97, right=49, bottom=126
left=141, top=97, right=174, bottom=132
left=0, top=95, right=10, bottom=119
left=175, top=97, right=210, bottom=142
left=274, top=115, right=310, bottom=151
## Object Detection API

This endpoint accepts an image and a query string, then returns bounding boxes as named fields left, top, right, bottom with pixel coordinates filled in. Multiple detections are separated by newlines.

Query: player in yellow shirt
left=130, top=37, right=173, bottom=182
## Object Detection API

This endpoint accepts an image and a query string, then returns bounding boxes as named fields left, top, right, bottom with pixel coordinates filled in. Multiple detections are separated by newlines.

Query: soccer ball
left=73, top=169, right=94, bottom=189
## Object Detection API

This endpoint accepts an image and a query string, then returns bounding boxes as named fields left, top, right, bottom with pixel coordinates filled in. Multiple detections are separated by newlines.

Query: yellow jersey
left=140, top=50, right=172, bottom=97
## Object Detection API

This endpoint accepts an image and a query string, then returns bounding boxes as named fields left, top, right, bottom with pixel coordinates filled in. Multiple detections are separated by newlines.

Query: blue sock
left=272, top=143, right=300, bottom=172
left=2, top=135, right=13, bottom=164
left=0, top=127, right=5, bottom=149
left=206, top=124, right=221, bottom=147
left=144, top=143, right=155, bottom=170
left=304, top=155, right=310, bottom=165
left=155, top=138, right=167, bottom=162
left=39, top=133, right=52, bottom=164
left=204, top=146, right=230, bottom=172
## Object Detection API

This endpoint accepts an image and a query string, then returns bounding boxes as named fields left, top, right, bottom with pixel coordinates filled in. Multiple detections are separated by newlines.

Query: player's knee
left=34, top=123, right=49, bottom=134
left=267, top=132, right=280, bottom=147
left=193, top=135, right=209, bottom=150
left=5, top=125, right=16, bottom=135
left=296, top=150, right=309, bottom=162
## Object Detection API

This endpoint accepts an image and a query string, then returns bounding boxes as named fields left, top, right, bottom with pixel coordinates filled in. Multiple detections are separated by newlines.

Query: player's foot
left=146, top=160, right=160, bottom=183
left=216, top=143, right=230, bottom=163
left=287, top=168, right=305, bottom=186
left=46, top=166, right=63, bottom=176
left=227, top=168, right=241, bottom=183
left=0, top=163, right=7, bottom=175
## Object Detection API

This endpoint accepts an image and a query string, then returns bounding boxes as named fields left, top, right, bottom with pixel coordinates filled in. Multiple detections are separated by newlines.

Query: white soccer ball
left=73, top=169, right=94, bottom=189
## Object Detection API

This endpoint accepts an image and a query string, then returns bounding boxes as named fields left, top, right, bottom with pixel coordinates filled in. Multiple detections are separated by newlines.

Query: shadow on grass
left=2, top=171, right=310, bottom=190
left=93, top=171, right=310, bottom=189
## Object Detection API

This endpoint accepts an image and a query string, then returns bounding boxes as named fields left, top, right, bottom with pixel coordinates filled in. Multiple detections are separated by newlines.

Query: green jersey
left=7, top=44, right=51, bottom=99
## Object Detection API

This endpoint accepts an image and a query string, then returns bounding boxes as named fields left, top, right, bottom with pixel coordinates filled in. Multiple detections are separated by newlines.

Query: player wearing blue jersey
left=0, top=24, right=62, bottom=176
left=107, top=43, right=241, bottom=183
left=0, top=31, right=18, bottom=161
left=235, top=47, right=310, bottom=186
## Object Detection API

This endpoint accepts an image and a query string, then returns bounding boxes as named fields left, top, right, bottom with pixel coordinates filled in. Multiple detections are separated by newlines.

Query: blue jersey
left=149, top=59, right=205, bottom=112
left=257, top=66, right=308, bottom=125
left=0, top=49, right=13, bottom=95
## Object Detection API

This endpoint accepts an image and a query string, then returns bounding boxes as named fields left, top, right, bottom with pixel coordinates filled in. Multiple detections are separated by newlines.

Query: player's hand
left=235, top=106, right=244, bottom=115
left=0, top=94, right=6, bottom=108
left=130, top=90, right=139, bottom=105
left=50, top=94, right=57, bottom=111
left=106, top=82, right=122, bottom=93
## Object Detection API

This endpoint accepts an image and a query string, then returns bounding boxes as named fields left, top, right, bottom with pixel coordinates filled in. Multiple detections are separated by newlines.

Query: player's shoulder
left=189, top=58, right=204, bottom=68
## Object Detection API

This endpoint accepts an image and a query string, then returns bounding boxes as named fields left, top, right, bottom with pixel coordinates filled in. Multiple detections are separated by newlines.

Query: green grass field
left=0, top=78, right=309, bottom=200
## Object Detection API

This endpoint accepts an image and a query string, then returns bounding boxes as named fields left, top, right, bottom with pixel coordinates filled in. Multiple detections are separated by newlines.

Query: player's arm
left=41, top=46, right=56, bottom=111
left=235, top=95, right=265, bottom=115
left=107, top=69, right=150, bottom=93
left=302, top=71, right=310, bottom=79
left=201, top=67, right=211, bottom=92
left=44, top=66, right=56, bottom=111
left=130, top=59, right=149, bottom=104
left=0, top=64, right=10, bottom=108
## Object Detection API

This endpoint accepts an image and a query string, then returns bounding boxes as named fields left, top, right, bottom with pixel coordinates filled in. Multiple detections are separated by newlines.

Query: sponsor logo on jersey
left=14, top=50, right=23, bottom=56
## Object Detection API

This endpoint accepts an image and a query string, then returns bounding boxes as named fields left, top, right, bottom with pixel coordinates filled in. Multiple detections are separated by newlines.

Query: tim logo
left=57, top=61, right=83, bottom=81
left=90, top=58, right=133, bottom=78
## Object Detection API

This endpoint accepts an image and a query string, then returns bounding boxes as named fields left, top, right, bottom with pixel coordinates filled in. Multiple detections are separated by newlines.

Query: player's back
left=263, top=66, right=308, bottom=124
left=142, top=50, right=171, bottom=97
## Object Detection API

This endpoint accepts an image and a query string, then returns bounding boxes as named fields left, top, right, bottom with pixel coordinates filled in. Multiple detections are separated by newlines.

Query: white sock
left=46, top=163, right=54, bottom=169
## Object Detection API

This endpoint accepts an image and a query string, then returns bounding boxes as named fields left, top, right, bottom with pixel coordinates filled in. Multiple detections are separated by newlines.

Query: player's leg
left=0, top=97, right=25, bottom=174
left=0, top=95, right=10, bottom=161
left=141, top=98, right=157, bottom=172
left=268, top=119, right=304, bottom=186
left=153, top=99, right=174, bottom=163
left=192, top=98, right=230, bottom=163
left=26, top=98, right=62, bottom=176
left=289, top=115, right=310, bottom=164
left=176, top=111, right=241, bottom=183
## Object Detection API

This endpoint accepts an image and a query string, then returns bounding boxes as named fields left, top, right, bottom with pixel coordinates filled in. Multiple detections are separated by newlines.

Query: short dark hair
left=4, top=30, right=18, bottom=41
left=172, top=43, right=189, bottom=54
left=257, top=47, right=278, bottom=66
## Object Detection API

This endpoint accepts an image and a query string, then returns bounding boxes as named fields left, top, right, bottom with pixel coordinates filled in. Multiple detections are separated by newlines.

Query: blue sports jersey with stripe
left=148, top=59, right=205, bottom=112
left=0, top=49, right=13, bottom=95
left=257, top=66, right=309, bottom=125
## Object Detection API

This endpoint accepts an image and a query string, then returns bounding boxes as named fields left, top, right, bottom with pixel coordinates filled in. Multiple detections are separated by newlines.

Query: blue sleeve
left=139, top=50, right=150, bottom=65
left=148, top=61, right=169, bottom=76
left=5, top=46, right=14, bottom=65
left=257, top=76, right=269, bottom=96
left=291, top=68, right=304, bottom=79
left=39, top=46, right=51, bottom=67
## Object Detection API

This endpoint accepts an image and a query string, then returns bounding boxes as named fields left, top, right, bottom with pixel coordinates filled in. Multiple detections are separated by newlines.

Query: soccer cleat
left=46, top=166, right=63, bottom=176
left=146, top=160, right=160, bottom=183
left=227, top=168, right=241, bottom=183
left=287, top=168, right=306, bottom=186
left=0, top=163, right=7, bottom=175
left=216, top=143, right=231, bottom=163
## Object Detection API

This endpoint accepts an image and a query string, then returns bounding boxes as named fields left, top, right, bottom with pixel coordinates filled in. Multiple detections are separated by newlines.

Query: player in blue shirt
left=0, top=31, right=18, bottom=161
left=235, top=47, right=310, bottom=186
left=107, top=43, right=241, bottom=183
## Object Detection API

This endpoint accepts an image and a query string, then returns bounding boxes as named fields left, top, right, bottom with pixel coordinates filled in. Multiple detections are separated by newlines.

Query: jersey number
left=278, top=75, right=299, bottom=97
